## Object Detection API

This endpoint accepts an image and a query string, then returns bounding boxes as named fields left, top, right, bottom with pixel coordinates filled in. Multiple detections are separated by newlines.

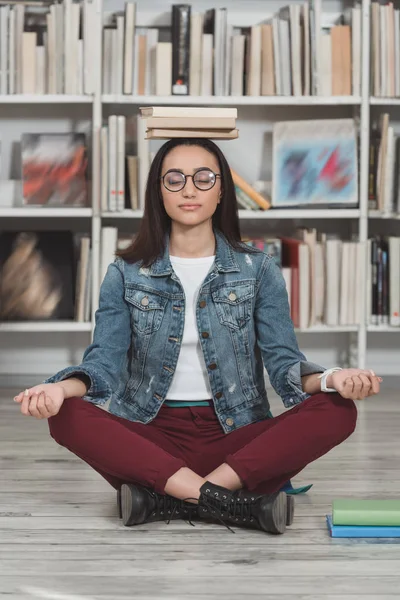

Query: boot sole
left=260, top=491, right=287, bottom=534
left=286, top=494, right=295, bottom=526
left=120, top=483, right=147, bottom=527
left=117, top=488, right=122, bottom=519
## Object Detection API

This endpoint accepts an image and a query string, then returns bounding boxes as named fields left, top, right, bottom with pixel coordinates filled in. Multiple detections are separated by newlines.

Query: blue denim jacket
left=45, top=230, right=325, bottom=433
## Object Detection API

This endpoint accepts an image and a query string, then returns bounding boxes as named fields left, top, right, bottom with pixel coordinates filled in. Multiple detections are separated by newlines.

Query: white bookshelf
left=1, top=0, right=400, bottom=380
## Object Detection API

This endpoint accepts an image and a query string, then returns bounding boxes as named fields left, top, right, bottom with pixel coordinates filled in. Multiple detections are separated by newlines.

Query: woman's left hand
left=331, top=369, right=382, bottom=400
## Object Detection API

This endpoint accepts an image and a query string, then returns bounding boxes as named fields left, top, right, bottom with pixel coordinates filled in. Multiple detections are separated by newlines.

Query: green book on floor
left=333, top=499, right=400, bottom=527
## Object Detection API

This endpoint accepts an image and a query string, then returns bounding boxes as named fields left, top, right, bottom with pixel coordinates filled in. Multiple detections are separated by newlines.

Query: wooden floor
left=1, top=387, right=400, bottom=599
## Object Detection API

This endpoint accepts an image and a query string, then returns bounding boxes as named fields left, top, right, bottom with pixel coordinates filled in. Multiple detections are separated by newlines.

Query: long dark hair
left=116, top=138, right=253, bottom=266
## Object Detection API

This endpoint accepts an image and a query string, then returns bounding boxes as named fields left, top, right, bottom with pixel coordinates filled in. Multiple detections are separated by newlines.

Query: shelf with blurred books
left=0, top=95, right=93, bottom=104
left=102, top=95, right=362, bottom=107
left=0, top=208, right=93, bottom=218
left=0, top=321, right=92, bottom=333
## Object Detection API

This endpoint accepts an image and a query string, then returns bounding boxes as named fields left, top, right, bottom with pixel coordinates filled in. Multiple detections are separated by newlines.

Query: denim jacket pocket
left=212, top=281, right=255, bottom=330
left=124, top=286, right=167, bottom=334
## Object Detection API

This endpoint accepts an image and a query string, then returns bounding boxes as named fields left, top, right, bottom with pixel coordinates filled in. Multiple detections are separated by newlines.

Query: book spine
left=371, top=237, right=379, bottom=326
left=172, top=4, right=191, bottom=95
left=231, top=169, right=271, bottom=210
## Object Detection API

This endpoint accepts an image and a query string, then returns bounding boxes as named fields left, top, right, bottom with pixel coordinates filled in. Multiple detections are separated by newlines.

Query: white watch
left=317, top=367, right=342, bottom=392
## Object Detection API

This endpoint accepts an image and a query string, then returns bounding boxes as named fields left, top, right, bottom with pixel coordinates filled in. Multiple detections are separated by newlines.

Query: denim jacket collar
left=147, top=229, right=240, bottom=277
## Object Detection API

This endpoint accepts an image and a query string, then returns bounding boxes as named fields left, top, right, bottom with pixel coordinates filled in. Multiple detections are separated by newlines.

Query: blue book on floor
left=326, top=515, right=400, bottom=538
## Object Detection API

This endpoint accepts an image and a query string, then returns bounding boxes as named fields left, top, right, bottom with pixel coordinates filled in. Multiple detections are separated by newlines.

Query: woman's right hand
left=13, top=383, right=66, bottom=419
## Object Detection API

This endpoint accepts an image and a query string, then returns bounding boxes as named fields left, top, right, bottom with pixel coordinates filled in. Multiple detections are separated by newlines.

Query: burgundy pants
left=48, top=392, right=357, bottom=495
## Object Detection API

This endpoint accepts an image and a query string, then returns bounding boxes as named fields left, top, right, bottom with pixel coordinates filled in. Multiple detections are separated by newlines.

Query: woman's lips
left=179, top=204, right=201, bottom=210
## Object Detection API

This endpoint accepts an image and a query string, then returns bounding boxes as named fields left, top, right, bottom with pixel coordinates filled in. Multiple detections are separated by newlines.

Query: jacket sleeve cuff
left=281, top=360, right=326, bottom=408
left=43, top=366, right=112, bottom=406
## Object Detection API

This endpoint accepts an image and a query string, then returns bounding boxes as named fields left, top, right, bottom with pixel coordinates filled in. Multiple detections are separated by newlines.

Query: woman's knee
left=48, top=396, right=85, bottom=446
left=322, top=393, right=358, bottom=440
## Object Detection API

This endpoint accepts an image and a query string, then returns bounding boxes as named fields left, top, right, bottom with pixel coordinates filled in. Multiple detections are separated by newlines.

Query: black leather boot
left=198, top=481, right=288, bottom=534
left=118, top=483, right=198, bottom=527
left=234, top=488, right=295, bottom=526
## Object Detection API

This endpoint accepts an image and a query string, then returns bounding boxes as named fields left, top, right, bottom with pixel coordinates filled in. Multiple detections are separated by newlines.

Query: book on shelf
left=371, top=1, right=400, bottom=98
left=369, top=113, right=400, bottom=215
left=272, top=119, right=358, bottom=208
left=102, top=1, right=361, bottom=98
left=101, top=114, right=148, bottom=213
left=367, top=235, right=400, bottom=327
left=0, top=0, right=95, bottom=96
left=21, top=133, right=88, bottom=207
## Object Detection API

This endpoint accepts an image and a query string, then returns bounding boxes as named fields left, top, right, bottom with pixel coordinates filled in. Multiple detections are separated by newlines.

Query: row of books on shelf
left=102, top=1, right=360, bottom=98
left=0, top=231, right=91, bottom=323
left=371, top=1, right=400, bottom=99
left=0, top=0, right=362, bottom=98
left=369, top=113, right=400, bottom=214
left=0, top=0, right=95, bottom=96
left=1, top=228, right=400, bottom=329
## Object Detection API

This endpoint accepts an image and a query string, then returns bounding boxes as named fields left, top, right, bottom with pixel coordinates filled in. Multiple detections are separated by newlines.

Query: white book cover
left=55, top=3, right=64, bottom=94
left=47, top=9, right=56, bottom=94
left=71, top=1, right=80, bottom=94
left=299, top=243, right=310, bottom=330
left=353, top=241, right=363, bottom=325
left=101, top=126, right=109, bottom=213
left=100, top=227, right=118, bottom=284
left=278, top=18, right=291, bottom=96
left=289, top=4, right=302, bottom=97
left=311, top=0, right=322, bottom=95
left=383, top=126, right=395, bottom=215
left=352, top=5, right=361, bottom=97
left=123, top=2, right=136, bottom=95
left=22, top=32, right=36, bottom=94
left=64, top=0, right=72, bottom=93
left=83, top=0, right=95, bottom=95
left=35, top=46, right=46, bottom=95
left=189, top=13, right=203, bottom=96
left=108, top=115, right=118, bottom=212
left=272, top=16, right=281, bottom=96
left=339, top=242, right=351, bottom=325
left=115, top=15, right=125, bottom=95
left=302, top=2, right=310, bottom=96
left=247, top=25, right=262, bottom=96
left=145, top=28, right=158, bottom=96
left=314, top=241, right=325, bottom=323
left=117, top=115, right=126, bottom=212
left=137, top=114, right=149, bottom=210
left=0, top=6, right=10, bottom=95
left=282, top=267, right=292, bottom=310
left=380, top=5, right=387, bottom=98
left=213, top=8, right=226, bottom=97
left=366, top=239, right=372, bottom=324
left=103, top=28, right=112, bottom=94
left=395, top=10, right=400, bottom=97
left=84, top=248, right=92, bottom=323
left=15, top=4, right=24, bottom=94
left=77, top=39, right=84, bottom=96
left=201, top=34, right=213, bottom=96
left=110, top=28, right=118, bottom=95
left=347, top=242, right=357, bottom=325
left=155, top=42, right=172, bottom=96
left=231, top=34, right=245, bottom=96
left=324, top=238, right=341, bottom=326
left=8, top=7, right=15, bottom=95
left=224, top=22, right=232, bottom=96
left=320, top=30, right=332, bottom=96
left=389, top=237, right=400, bottom=326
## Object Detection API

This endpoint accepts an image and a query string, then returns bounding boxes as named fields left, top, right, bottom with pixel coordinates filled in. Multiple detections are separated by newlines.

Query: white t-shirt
left=166, top=254, right=215, bottom=400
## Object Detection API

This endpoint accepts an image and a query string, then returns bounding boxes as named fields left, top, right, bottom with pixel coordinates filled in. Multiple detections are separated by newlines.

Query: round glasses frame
left=161, top=168, right=221, bottom=192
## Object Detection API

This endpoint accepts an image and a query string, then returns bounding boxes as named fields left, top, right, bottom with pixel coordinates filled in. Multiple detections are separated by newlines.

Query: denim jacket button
left=201, top=331, right=209, bottom=339
left=141, top=296, right=149, bottom=306
left=226, top=417, right=234, bottom=426
left=215, top=392, right=223, bottom=399
left=228, top=292, right=237, bottom=301
left=199, top=300, right=206, bottom=308
left=208, top=363, right=217, bottom=370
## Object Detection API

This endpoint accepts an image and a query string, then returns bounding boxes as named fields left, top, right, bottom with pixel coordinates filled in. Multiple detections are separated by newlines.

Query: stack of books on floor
left=327, top=499, right=400, bottom=538
left=140, top=106, right=239, bottom=140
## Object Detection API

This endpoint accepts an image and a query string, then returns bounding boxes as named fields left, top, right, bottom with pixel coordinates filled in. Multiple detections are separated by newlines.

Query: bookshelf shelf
left=0, top=95, right=93, bottom=104
left=367, top=326, right=400, bottom=333
left=0, top=208, right=93, bottom=218
left=295, top=326, right=359, bottom=333
left=0, top=321, right=92, bottom=333
left=102, top=94, right=362, bottom=107
left=370, top=97, right=400, bottom=106
left=368, top=211, right=400, bottom=220
left=102, top=209, right=361, bottom=220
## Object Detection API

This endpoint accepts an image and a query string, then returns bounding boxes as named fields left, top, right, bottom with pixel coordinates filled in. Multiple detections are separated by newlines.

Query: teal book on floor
left=326, top=515, right=400, bottom=538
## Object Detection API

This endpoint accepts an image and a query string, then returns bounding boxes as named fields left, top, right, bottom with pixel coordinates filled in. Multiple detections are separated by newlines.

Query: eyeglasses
left=161, top=168, right=221, bottom=192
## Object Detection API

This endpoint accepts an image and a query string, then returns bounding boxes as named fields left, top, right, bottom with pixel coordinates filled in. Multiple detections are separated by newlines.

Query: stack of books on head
left=326, top=499, right=400, bottom=538
left=140, top=106, right=239, bottom=140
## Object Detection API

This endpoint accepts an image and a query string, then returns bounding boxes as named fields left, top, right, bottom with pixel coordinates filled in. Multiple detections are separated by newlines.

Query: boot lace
left=186, top=491, right=258, bottom=534
left=151, top=493, right=196, bottom=527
